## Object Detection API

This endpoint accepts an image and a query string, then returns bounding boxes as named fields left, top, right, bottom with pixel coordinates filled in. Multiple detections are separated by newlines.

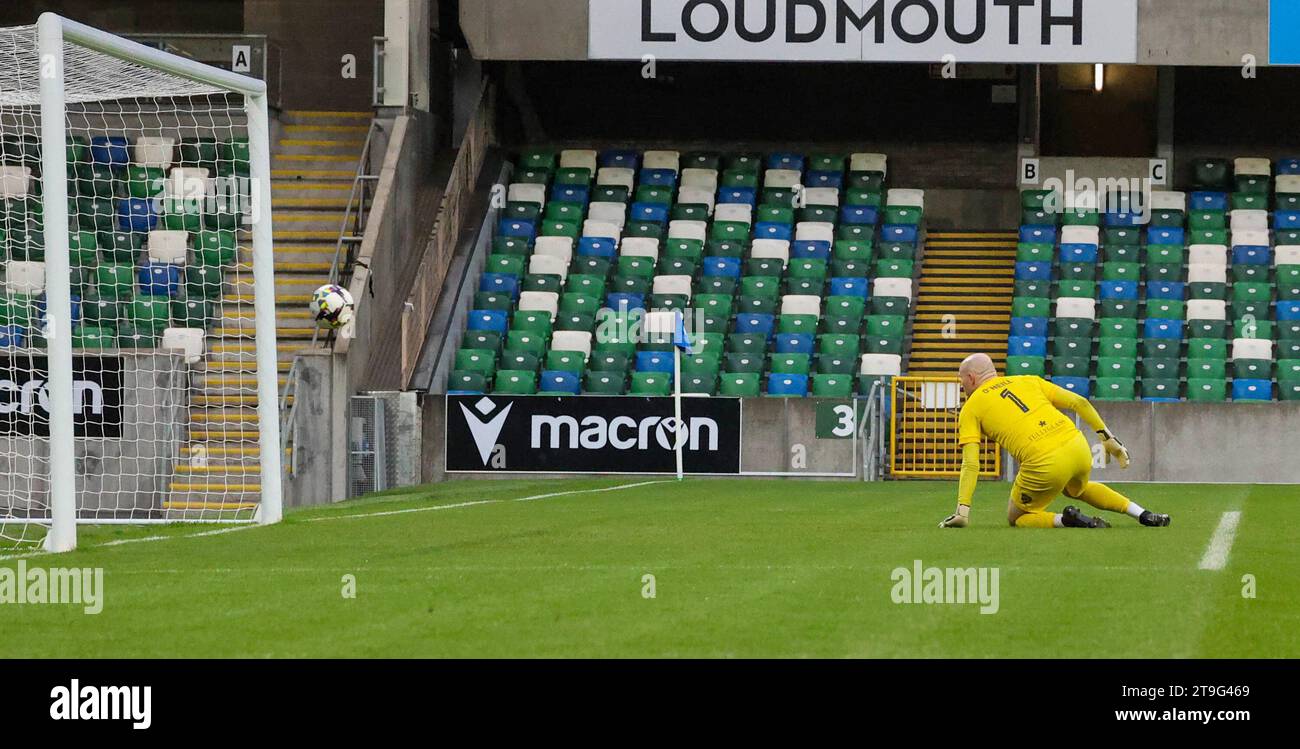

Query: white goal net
left=0, top=15, right=281, bottom=552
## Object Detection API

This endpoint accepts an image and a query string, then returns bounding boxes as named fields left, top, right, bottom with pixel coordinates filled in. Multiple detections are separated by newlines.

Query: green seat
left=1279, top=359, right=1300, bottom=382
left=871, top=297, right=910, bottom=317
left=589, top=352, right=630, bottom=373
left=821, top=316, right=860, bottom=336
left=864, top=335, right=904, bottom=355
left=1277, top=267, right=1300, bottom=300
left=817, top=356, right=857, bottom=375
left=185, top=265, right=224, bottom=299
left=1053, top=317, right=1094, bottom=339
left=1053, top=337, right=1090, bottom=358
left=474, top=292, right=514, bottom=312
left=1104, top=245, right=1140, bottom=263
left=485, top=254, right=526, bottom=277
left=1062, top=209, right=1099, bottom=226
left=493, top=236, right=531, bottom=256
left=1099, top=299, right=1138, bottom=318
left=493, top=370, right=538, bottom=395
left=1189, top=282, right=1227, bottom=301
left=512, top=310, right=553, bottom=338
left=1051, top=356, right=1091, bottom=378
left=1186, top=378, right=1227, bottom=402
left=720, top=372, right=761, bottom=397
left=630, top=372, right=672, bottom=396
left=1234, top=319, right=1274, bottom=340
left=126, top=166, right=165, bottom=199
left=73, top=325, right=115, bottom=350
left=1096, top=357, right=1137, bottom=379
left=1234, top=359, right=1273, bottom=380
left=449, top=371, right=489, bottom=394
left=1145, top=299, right=1185, bottom=320
left=1104, top=227, right=1141, bottom=246
left=1097, top=337, right=1138, bottom=359
left=539, top=220, right=580, bottom=239
left=505, top=331, right=547, bottom=356
left=1058, top=263, right=1096, bottom=282
left=1141, top=379, right=1181, bottom=400
left=1017, top=243, right=1054, bottom=262
left=681, top=354, right=721, bottom=378
left=1146, top=245, right=1184, bottom=265
left=543, top=201, right=585, bottom=223
left=584, top=371, right=626, bottom=394
left=1097, top=318, right=1138, bottom=339
left=833, top=239, right=873, bottom=263
left=1094, top=377, right=1136, bottom=401
left=195, top=229, right=237, bottom=266
left=777, top=315, right=818, bottom=336
left=824, top=295, right=865, bottom=319
left=462, top=331, right=501, bottom=352
left=770, top=353, right=811, bottom=376
left=866, top=315, right=906, bottom=338
left=129, top=296, right=171, bottom=332
left=0, top=293, right=35, bottom=328
left=95, top=263, right=135, bottom=299
left=664, top=239, right=704, bottom=261
left=884, top=206, right=921, bottom=225
left=1015, top=280, right=1050, bottom=298
left=1006, top=355, right=1045, bottom=376
left=681, top=374, right=718, bottom=395
left=800, top=206, right=839, bottom=225
left=1142, top=339, right=1179, bottom=360
left=787, top=259, right=828, bottom=280
left=1188, top=210, right=1226, bottom=230
left=1102, top=262, right=1140, bottom=282
left=711, top=221, right=750, bottom=243
left=874, top=259, right=913, bottom=279
left=728, top=334, right=767, bottom=355
left=817, top=334, right=860, bottom=358
left=832, top=259, right=870, bottom=279
left=877, top=242, right=917, bottom=262
left=1186, top=358, right=1226, bottom=380
left=1232, top=282, right=1272, bottom=303
left=545, top=349, right=586, bottom=375
left=1188, top=338, right=1229, bottom=360
left=456, top=349, right=498, bottom=379
left=1141, top=357, right=1180, bottom=380
left=1146, top=263, right=1184, bottom=284
left=1149, top=209, right=1184, bottom=228
left=811, top=374, right=854, bottom=398
left=1011, top=297, right=1050, bottom=318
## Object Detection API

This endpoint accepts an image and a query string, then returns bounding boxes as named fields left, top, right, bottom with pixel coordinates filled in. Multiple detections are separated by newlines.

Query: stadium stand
left=1009, top=157, right=1300, bottom=402
left=450, top=149, right=925, bottom=396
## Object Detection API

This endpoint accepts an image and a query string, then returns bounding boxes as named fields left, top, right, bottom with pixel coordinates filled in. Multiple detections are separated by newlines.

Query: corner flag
left=673, top=310, right=693, bottom=354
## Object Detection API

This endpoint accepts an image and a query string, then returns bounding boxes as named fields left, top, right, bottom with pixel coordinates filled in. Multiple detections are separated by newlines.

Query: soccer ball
left=309, top=284, right=355, bottom=329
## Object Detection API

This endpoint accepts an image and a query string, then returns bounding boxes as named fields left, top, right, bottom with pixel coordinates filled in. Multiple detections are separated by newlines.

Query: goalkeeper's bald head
left=958, top=353, right=998, bottom=395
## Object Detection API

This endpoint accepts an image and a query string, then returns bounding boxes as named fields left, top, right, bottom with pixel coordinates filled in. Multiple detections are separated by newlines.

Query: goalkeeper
left=939, top=353, right=1171, bottom=529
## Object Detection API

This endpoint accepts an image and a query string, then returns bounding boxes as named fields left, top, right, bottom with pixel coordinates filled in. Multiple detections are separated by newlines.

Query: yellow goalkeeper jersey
left=957, top=375, right=1084, bottom=465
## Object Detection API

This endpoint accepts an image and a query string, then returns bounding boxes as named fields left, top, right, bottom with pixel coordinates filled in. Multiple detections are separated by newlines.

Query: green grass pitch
left=1, top=479, right=1295, bottom=658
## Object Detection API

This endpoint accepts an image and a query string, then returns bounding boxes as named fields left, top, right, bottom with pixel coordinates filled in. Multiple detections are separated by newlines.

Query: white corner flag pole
left=673, top=328, right=684, bottom=482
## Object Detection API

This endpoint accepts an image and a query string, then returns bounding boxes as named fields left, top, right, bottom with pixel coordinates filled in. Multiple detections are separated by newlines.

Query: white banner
left=589, top=0, right=1138, bottom=63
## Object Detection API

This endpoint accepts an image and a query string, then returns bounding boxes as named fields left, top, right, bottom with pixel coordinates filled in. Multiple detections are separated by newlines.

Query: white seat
left=1188, top=244, right=1228, bottom=267
left=802, top=187, right=840, bottom=207
left=1055, top=297, right=1096, bottom=320
left=517, top=291, right=559, bottom=320
left=1277, top=175, right=1300, bottom=194
left=764, top=169, right=802, bottom=189
left=886, top=188, right=925, bottom=209
left=164, top=167, right=211, bottom=201
left=1187, top=300, right=1227, bottom=321
left=850, top=152, right=888, bottom=175
left=1275, top=246, right=1300, bottom=266
left=596, top=167, right=634, bottom=191
left=559, top=149, right=598, bottom=172
left=587, top=202, right=627, bottom=228
left=653, top=275, right=693, bottom=299
left=133, top=136, right=175, bottom=169
left=679, top=168, right=718, bottom=191
left=147, top=230, right=188, bottom=264
left=533, top=236, right=574, bottom=264
left=667, top=220, right=707, bottom=242
left=1060, top=225, right=1101, bottom=245
left=528, top=254, right=568, bottom=282
left=677, top=186, right=715, bottom=210
left=582, top=219, right=621, bottom=241
left=795, top=222, right=834, bottom=243
left=642, top=150, right=680, bottom=172
left=4, top=260, right=44, bottom=295
left=161, top=327, right=205, bottom=364
left=713, top=203, right=752, bottom=225
left=1231, top=228, right=1270, bottom=247
left=1230, top=211, right=1269, bottom=232
left=1149, top=191, right=1186, bottom=212
left=508, top=183, right=546, bottom=207
left=551, top=330, right=593, bottom=360
left=1188, top=263, right=1228, bottom=284
left=641, top=310, right=680, bottom=339
left=860, top=354, right=902, bottom=376
left=1232, top=337, right=1274, bottom=361
left=620, top=237, right=659, bottom=260
left=0, top=166, right=31, bottom=199
left=1234, top=157, right=1271, bottom=177
left=873, top=277, right=913, bottom=301
left=750, top=239, right=790, bottom=263
left=780, top=295, right=821, bottom=318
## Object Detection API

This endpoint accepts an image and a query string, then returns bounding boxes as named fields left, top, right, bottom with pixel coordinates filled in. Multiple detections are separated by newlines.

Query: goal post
left=1, top=14, right=282, bottom=552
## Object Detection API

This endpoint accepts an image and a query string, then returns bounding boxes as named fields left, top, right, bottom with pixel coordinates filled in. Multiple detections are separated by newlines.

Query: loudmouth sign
left=445, top=395, right=742, bottom=474
left=590, top=0, right=1138, bottom=63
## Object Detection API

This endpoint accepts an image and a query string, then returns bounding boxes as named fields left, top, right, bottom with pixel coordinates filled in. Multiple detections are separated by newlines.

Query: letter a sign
left=232, top=45, right=251, bottom=73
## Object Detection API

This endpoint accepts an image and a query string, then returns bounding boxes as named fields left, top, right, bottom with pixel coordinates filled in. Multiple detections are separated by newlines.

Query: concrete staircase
left=165, top=110, right=373, bottom=512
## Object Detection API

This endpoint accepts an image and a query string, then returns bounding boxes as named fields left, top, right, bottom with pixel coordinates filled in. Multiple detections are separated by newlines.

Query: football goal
left=0, top=14, right=281, bottom=552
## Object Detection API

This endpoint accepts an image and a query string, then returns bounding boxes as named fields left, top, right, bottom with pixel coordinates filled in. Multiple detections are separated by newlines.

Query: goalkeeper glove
left=1098, top=428, right=1130, bottom=469
left=939, top=504, right=970, bottom=529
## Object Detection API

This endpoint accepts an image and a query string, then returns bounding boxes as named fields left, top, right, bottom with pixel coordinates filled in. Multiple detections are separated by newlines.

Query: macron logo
left=459, top=397, right=511, bottom=466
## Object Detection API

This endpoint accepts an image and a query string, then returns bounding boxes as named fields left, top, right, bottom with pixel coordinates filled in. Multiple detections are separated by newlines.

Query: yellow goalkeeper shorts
left=1009, top=432, right=1094, bottom=512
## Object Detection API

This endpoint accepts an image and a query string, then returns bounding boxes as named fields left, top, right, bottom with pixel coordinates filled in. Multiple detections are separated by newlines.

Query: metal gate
left=889, top=376, right=1000, bottom=478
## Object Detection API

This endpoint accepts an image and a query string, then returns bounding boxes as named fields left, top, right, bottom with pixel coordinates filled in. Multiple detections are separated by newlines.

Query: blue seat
left=0, top=325, right=26, bottom=348
left=1059, top=243, right=1098, bottom=264
left=766, top=152, right=804, bottom=171
left=497, top=218, right=536, bottom=239
left=1019, top=225, right=1056, bottom=244
left=881, top=224, right=918, bottom=244
left=1144, top=397, right=1180, bottom=404
left=1190, top=191, right=1229, bottom=211
left=718, top=187, right=757, bottom=206
left=1008, top=336, right=1048, bottom=358
left=550, top=185, right=589, bottom=204
left=630, top=202, right=669, bottom=225
left=605, top=293, right=645, bottom=314
left=90, top=135, right=129, bottom=167
left=138, top=263, right=181, bottom=297
left=639, top=168, right=677, bottom=188
left=806, top=171, right=843, bottom=190
left=599, top=150, right=639, bottom=169
left=578, top=237, right=617, bottom=259
left=1015, top=261, right=1052, bottom=281
left=1147, top=227, right=1184, bottom=245
left=734, top=313, right=775, bottom=338
left=774, top=333, right=814, bottom=355
left=702, top=256, right=742, bottom=278
left=1146, top=281, right=1185, bottom=301
left=1232, top=246, right=1270, bottom=265
left=1278, top=302, right=1300, bottom=321
left=635, top=351, right=674, bottom=374
left=840, top=206, right=878, bottom=225
left=35, top=295, right=81, bottom=328
left=1278, top=158, right=1300, bottom=175
left=1275, top=211, right=1300, bottom=230
left=539, top=370, right=582, bottom=395
left=116, top=197, right=157, bottom=234
left=1010, top=317, right=1049, bottom=338
left=753, top=222, right=792, bottom=241
left=467, top=309, right=509, bottom=334
left=478, top=273, right=519, bottom=299
left=791, top=240, right=831, bottom=261
left=767, top=373, right=809, bottom=397
left=1100, top=280, right=1139, bottom=300
left=1144, top=319, right=1184, bottom=340
left=1105, top=211, right=1142, bottom=227
left=1051, top=376, right=1091, bottom=398
left=1232, top=379, right=1273, bottom=401
left=829, top=277, right=869, bottom=298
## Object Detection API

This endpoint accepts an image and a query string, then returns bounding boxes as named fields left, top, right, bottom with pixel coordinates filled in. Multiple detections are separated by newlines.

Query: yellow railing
left=889, top=376, right=1000, bottom=478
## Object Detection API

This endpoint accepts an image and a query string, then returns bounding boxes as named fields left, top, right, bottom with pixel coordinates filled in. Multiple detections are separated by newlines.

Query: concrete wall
left=283, top=349, right=339, bottom=507
left=244, top=0, right=384, bottom=110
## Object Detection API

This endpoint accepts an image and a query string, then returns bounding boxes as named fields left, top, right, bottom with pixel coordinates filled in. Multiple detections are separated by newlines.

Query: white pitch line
left=1198, top=510, right=1242, bottom=571
left=0, top=523, right=259, bottom=561
left=306, top=480, right=674, bottom=522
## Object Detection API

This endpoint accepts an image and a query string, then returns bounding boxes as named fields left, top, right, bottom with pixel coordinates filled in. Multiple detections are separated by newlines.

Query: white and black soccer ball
left=309, top=284, right=355, bottom=329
